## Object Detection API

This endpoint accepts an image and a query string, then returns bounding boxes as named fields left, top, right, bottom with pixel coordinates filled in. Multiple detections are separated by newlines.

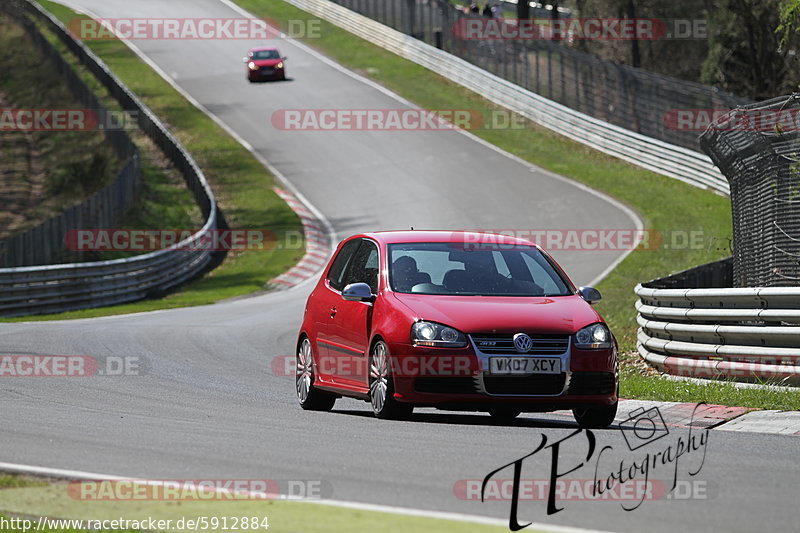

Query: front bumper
left=248, top=67, right=284, bottom=80
left=385, top=340, right=617, bottom=409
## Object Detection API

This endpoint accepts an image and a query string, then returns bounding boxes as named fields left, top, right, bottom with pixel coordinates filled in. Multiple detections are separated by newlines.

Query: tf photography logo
left=480, top=404, right=710, bottom=531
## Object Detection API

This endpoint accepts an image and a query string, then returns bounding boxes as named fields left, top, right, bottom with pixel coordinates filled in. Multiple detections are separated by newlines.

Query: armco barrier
left=283, top=0, right=730, bottom=195
left=0, top=0, right=219, bottom=317
left=635, top=258, right=800, bottom=385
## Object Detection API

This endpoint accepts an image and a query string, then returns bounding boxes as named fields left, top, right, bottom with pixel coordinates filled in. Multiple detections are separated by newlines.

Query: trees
left=700, top=0, right=797, bottom=99
left=570, top=0, right=707, bottom=80
left=778, top=0, right=800, bottom=46
left=569, top=0, right=798, bottom=98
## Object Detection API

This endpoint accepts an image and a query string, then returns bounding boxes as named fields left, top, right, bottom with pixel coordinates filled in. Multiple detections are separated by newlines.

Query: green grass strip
left=0, top=480, right=518, bottom=533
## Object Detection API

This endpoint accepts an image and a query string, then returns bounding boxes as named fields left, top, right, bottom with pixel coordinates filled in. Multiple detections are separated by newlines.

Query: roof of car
left=353, top=230, right=540, bottom=247
left=249, top=46, right=280, bottom=52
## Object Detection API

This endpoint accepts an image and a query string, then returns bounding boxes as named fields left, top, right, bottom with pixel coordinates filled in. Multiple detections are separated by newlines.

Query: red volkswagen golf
left=295, top=231, right=619, bottom=427
left=244, top=46, right=286, bottom=81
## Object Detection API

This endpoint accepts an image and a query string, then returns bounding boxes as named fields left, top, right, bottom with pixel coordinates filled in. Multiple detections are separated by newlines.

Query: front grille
left=471, top=334, right=569, bottom=355
left=414, top=377, right=477, bottom=394
left=482, top=374, right=566, bottom=395
left=567, top=372, right=616, bottom=395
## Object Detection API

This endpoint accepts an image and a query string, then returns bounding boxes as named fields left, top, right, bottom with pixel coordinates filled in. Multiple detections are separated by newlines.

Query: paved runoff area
left=543, top=399, right=800, bottom=436
left=714, top=409, right=800, bottom=435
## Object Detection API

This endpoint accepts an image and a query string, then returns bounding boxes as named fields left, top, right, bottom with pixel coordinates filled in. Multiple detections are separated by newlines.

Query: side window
left=327, top=239, right=361, bottom=291
left=342, top=240, right=379, bottom=294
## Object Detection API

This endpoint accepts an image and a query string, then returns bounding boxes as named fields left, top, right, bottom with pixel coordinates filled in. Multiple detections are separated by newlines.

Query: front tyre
left=369, top=341, right=413, bottom=420
left=573, top=401, right=617, bottom=428
left=296, top=337, right=336, bottom=411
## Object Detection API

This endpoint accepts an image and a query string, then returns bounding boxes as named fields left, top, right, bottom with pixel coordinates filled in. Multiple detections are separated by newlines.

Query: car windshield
left=388, top=242, right=573, bottom=296
left=252, top=50, right=280, bottom=60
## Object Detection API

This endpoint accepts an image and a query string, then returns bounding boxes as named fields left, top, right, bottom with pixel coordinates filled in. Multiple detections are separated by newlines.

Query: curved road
left=0, top=1, right=796, bottom=532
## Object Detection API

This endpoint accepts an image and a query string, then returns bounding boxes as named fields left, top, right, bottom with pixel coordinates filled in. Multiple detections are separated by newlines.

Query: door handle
left=330, top=306, right=337, bottom=318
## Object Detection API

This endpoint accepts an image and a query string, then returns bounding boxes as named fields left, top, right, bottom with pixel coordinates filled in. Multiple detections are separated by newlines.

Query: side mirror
left=342, top=282, right=375, bottom=302
left=282, top=56, right=288, bottom=60
left=578, top=286, right=602, bottom=304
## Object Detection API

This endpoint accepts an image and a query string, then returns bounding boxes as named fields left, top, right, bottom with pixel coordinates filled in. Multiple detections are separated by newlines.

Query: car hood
left=390, top=292, right=602, bottom=335
left=251, top=58, right=282, bottom=67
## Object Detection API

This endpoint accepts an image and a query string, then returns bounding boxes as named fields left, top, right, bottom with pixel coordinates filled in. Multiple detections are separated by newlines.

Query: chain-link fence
left=331, top=0, right=751, bottom=152
left=700, top=94, right=800, bottom=287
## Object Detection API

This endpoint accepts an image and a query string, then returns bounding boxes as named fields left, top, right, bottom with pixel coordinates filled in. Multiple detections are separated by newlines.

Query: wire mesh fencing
left=330, top=0, right=752, bottom=152
left=700, top=94, right=800, bottom=287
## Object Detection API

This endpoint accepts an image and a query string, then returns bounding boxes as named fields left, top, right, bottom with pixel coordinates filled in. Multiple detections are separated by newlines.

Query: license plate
left=489, top=357, right=561, bottom=375
left=261, top=68, right=273, bottom=73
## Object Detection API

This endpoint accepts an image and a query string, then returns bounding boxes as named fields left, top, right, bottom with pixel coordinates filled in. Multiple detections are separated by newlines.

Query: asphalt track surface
left=0, top=1, right=796, bottom=532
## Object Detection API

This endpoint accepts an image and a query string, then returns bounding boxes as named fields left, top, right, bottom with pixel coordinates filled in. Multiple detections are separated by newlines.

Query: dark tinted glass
left=252, top=50, right=280, bottom=60
left=342, top=240, right=379, bottom=293
left=327, top=239, right=361, bottom=291
left=388, top=242, right=571, bottom=296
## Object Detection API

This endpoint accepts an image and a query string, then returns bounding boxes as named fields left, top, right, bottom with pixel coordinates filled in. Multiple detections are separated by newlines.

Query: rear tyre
left=573, top=401, right=617, bottom=429
left=488, top=408, right=521, bottom=421
left=296, top=337, right=336, bottom=411
left=369, top=341, right=413, bottom=420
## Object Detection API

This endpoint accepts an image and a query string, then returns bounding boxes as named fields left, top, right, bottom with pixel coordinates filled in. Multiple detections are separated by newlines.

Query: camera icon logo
left=618, top=406, right=669, bottom=451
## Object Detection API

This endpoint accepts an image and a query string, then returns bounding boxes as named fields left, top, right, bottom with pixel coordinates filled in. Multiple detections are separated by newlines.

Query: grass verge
left=0, top=13, right=119, bottom=239
left=233, top=0, right=799, bottom=410
left=0, top=1, right=305, bottom=320
left=14, top=10, right=204, bottom=265
left=0, top=475, right=515, bottom=533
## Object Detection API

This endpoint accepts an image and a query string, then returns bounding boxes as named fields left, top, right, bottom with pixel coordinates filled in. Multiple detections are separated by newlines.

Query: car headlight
left=411, top=321, right=467, bottom=348
left=276, top=62, right=284, bottom=69
left=574, top=323, right=612, bottom=350
left=248, top=61, right=257, bottom=70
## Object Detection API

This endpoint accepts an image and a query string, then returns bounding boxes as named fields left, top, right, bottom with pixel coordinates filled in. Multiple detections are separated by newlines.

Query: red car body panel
left=298, top=231, right=618, bottom=412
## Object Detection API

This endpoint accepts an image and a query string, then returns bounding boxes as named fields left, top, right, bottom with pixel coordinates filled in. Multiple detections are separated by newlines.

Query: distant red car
left=244, top=47, right=286, bottom=81
left=295, top=231, right=618, bottom=427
